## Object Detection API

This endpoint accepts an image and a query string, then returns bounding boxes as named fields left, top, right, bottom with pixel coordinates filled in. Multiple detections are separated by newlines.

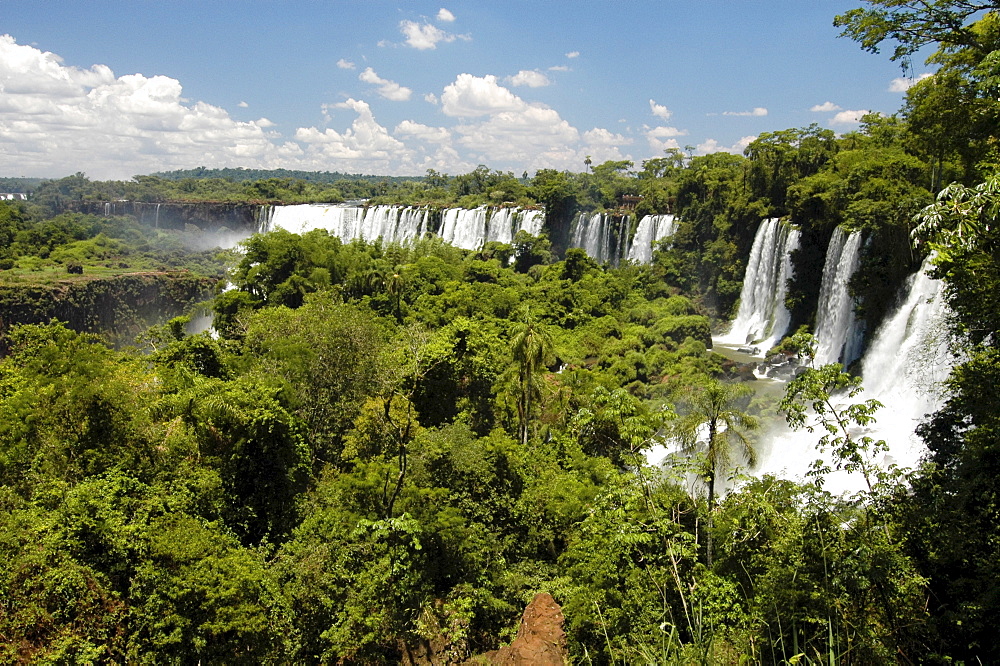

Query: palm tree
left=508, top=315, right=555, bottom=446
left=673, top=378, right=759, bottom=566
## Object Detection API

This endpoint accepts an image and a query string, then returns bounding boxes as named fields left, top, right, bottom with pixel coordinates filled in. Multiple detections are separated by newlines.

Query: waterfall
left=813, top=228, right=864, bottom=367
left=755, top=258, right=953, bottom=494
left=569, top=212, right=630, bottom=264
left=265, top=203, right=540, bottom=250
left=626, top=214, right=677, bottom=264
left=722, top=218, right=800, bottom=351
left=154, top=203, right=161, bottom=229
left=255, top=205, right=274, bottom=233
left=857, top=258, right=952, bottom=450
left=440, top=207, right=488, bottom=249
left=518, top=210, right=545, bottom=236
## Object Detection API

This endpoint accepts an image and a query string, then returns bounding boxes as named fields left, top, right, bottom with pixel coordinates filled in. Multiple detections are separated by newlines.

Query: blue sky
left=0, top=1, right=930, bottom=180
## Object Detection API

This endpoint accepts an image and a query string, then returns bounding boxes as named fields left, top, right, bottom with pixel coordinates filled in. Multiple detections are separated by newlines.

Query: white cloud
left=238, top=101, right=249, bottom=108
left=437, top=8, right=455, bottom=22
left=646, top=126, right=688, bottom=152
left=697, top=135, right=757, bottom=155
left=888, top=73, right=932, bottom=92
left=296, top=98, right=414, bottom=170
left=508, top=69, right=551, bottom=88
left=399, top=20, right=467, bottom=50
left=441, top=73, right=524, bottom=117
left=722, top=107, right=768, bottom=117
left=424, top=92, right=439, bottom=105
left=436, top=73, right=600, bottom=171
left=548, top=65, right=570, bottom=72
left=584, top=127, right=631, bottom=147
left=337, top=58, right=356, bottom=70
left=810, top=101, right=841, bottom=112
left=565, top=51, right=580, bottom=58
left=395, top=119, right=451, bottom=143
left=358, top=67, right=412, bottom=101
left=0, top=34, right=290, bottom=179
left=0, top=34, right=655, bottom=179
left=649, top=99, right=671, bottom=120
left=454, top=105, right=580, bottom=164
left=830, top=109, right=869, bottom=125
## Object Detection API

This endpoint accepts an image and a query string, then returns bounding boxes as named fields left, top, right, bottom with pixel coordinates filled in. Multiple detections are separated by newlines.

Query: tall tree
left=505, top=315, right=555, bottom=446
left=672, top=378, right=759, bottom=566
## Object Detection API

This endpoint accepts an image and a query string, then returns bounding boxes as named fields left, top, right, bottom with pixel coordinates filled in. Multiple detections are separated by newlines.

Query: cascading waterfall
left=570, top=212, right=630, bottom=264
left=755, top=258, right=953, bottom=494
left=518, top=210, right=545, bottom=236
left=264, top=203, right=540, bottom=250
left=855, top=258, right=952, bottom=463
left=721, top=218, right=801, bottom=352
left=626, top=214, right=677, bottom=264
left=440, top=207, right=490, bottom=249
left=813, top=228, right=864, bottom=367
left=255, top=204, right=274, bottom=234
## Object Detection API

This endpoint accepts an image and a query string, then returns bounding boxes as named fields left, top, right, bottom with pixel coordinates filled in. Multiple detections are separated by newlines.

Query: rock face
left=71, top=201, right=261, bottom=233
left=0, top=272, right=217, bottom=351
left=480, top=593, right=567, bottom=665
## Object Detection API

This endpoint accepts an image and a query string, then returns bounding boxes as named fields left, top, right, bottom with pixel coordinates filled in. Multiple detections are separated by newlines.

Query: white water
left=755, top=259, right=953, bottom=494
left=814, top=228, right=864, bottom=367
left=263, top=204, right=541, bottom=250
left=720, top=218, right=800, bottom=353
left=569, top=212, right=631, bottom=264
left=626, top=214, right=677, bottom=264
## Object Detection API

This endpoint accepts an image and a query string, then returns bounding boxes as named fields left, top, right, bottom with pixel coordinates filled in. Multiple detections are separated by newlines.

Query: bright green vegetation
left=0, top=232, right=926, bottom=663
left=0, top=200, right=226, bottom=282
left=3, top=1, right=1000, bottom=662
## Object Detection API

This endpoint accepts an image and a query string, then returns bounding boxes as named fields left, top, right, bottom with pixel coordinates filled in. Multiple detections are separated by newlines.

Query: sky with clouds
left=0, top=0, right=933, bottom=180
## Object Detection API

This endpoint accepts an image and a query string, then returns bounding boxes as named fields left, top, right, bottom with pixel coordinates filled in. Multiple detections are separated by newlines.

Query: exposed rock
left=476, top=593, right=567, bottom=665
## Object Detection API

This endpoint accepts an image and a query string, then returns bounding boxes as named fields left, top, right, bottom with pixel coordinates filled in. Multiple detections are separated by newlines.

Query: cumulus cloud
left=441, top=73, right=524, bottom=117
left=436, top=73, right=601, bottom=171
left=337, top=58, right=356, bottom=70
left=888, top=73, right=932, bottom=92
left=508, top=69, right=551, bottom=88
left=645, top=125, right=688, bottom=152
left=697, top=135, right=756, bottom=155
left=395, top=119, right=451, bottom=143
left=565, top=51, right=580, bottom=58
left=437, top=8, right=455, bottom=22
left=0, top=34, right=293, bottom=179
left=649, top=99, right=671, bottom=120
left=296, top=98, right=413, bottom=170
left=454, top=106, right=580, bottom=163
left=0, top=34, right=641, bottom=179
left=358, top=67, right=412, bottom=101
left=830, top=109, right=869, bottom=125
left=810, top=101, right=841, bottom=112
left=722, top=107, right=768, bottom=117
left=584, top=128, right=631, bottom=147
left=399, top=20, right=468, bottom=50
left=238, top=101, right=249, bottom=108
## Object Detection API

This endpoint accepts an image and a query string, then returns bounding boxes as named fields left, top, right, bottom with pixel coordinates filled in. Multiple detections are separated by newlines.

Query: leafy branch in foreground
left=779, top=363, right=892, bottom=493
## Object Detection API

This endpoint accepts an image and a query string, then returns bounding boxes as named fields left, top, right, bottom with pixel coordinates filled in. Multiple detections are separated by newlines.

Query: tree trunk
left=706, top=418, right=718, bottom=568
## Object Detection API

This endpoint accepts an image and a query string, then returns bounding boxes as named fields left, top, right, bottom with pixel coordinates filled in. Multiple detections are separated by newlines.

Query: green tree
left=504, top=314, right=556, bottom=446
left=834, top=0, right=998, bottom=62
left=671, top=378, right=758, bottom=566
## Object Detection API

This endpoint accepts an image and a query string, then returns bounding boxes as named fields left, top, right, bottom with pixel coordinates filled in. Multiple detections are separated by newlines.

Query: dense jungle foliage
left=3, top=1, right=1000, bottom=662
